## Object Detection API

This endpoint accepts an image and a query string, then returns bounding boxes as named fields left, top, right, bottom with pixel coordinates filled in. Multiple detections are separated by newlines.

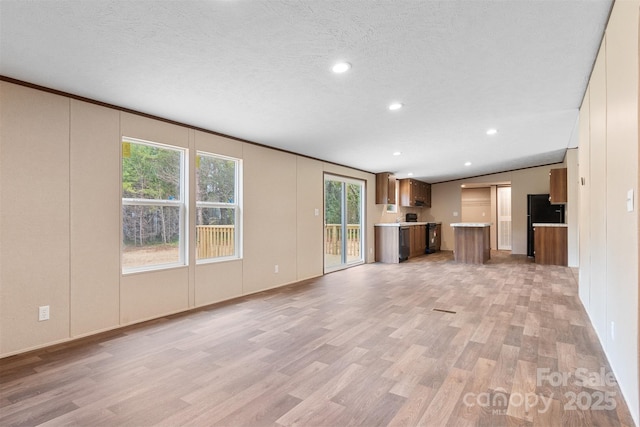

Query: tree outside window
left=121, top=139, right=185, bottom=271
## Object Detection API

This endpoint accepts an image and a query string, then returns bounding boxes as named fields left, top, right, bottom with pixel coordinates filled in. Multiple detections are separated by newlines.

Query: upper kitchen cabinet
left=549, top=168, right=567, bottom=204
left=399, top=178, right=431, bottom=207
left=375, top=172, right=397, bottom=204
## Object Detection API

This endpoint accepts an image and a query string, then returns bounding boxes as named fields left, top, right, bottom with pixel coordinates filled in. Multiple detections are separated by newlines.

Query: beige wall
left=0, top=81, right=375, bottom=357
left=1, top=84, right=71, bottom=352
left=70, top=100, right=120, bottom=336
left=461, top=187, right=492, bottom=223
left=578, top=0, right=639, bottom=423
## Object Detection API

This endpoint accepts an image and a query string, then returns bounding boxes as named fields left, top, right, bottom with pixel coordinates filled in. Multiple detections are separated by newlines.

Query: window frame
left=195, top=151, right=242, bottom=264
left=121, top=137, right=187, bottom=273
left=386, top=179, right=399, bottom=213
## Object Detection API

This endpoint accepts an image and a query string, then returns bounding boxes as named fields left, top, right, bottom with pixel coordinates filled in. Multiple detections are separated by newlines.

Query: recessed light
left=464, top=161, right=472, bottom=166
left=388, top=103, right=403, bottom=111
left=461, top=184, right=466, bottom=188
left=407, top=172, right=414, bottom=176
left=332, top=62, right=351, bottom=73
left=486, top=128, right=498, bottom=135
left=393, top=151, right=402, bottom=156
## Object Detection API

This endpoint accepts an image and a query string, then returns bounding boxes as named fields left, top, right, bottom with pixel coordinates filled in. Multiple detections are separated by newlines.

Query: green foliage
left=122, top=144, right=181, bottom=200
left=325, top=180, right=342, bottom=224
left=325, top=179, right=362, bottom=225
left=122, top=142, right=182, bottom=246
left=197, top=156, right=235, bottom=203
left=196, top=155, right=237, bottom=225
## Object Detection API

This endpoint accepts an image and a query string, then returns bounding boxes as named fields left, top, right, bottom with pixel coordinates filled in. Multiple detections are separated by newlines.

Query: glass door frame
left=323, top=173, right=365, bottom=273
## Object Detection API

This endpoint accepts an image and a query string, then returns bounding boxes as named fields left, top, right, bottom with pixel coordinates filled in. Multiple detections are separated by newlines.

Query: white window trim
left=121, top=137, right=188, bottom=274
left=195, top=151, right=242, bottom=264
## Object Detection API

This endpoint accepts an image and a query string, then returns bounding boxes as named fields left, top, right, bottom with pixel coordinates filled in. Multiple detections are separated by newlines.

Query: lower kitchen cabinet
left=375, top=223, right=428, bottom=263
left=410, top=224, right=427, bottom=257
left=533, top=224, right=568, bottom=266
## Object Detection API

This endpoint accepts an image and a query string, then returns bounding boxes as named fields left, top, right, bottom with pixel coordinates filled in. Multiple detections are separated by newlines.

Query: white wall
left=0, top=81, right=376, bottom=357
left=566, top=148, right=579, bottom=267
left=578, top=0, right=639, bottom=423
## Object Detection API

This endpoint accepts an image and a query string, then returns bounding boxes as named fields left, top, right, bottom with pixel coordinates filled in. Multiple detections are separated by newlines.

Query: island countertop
left=450, top=222, right=491, bottom=227
left=532, top=223, right=568, bottom=228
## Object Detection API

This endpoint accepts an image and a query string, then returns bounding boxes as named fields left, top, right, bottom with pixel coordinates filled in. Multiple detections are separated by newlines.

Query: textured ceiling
left=0, top=0, right=612, bottom=182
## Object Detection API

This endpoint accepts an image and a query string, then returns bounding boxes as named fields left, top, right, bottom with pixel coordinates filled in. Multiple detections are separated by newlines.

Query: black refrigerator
left=527, top=194, right=565, bottom=257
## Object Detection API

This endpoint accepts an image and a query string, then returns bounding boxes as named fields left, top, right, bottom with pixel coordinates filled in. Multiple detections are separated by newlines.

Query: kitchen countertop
left=533, top=223, right=568, bottom=227
left=374, top=222, right=441, bottom=227
left=450, top=222, right=491, bottom=227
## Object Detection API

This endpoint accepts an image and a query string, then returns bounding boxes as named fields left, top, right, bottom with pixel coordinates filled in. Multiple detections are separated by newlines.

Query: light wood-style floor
left=0, top=251, right=634, bottom=426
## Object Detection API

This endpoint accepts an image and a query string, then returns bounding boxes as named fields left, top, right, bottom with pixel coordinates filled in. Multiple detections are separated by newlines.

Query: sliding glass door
left=324, top=174, right=365, bottom=272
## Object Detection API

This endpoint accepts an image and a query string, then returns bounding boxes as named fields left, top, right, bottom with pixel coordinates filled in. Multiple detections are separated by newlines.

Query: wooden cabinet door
left=409, top=225, right=426, bottom=257
left=388, top=174, right=397, bottom=204
left=549, top=168, right=567, bottom=204
left=399, top=179, right=431, bottom=207
left=399, top=179, right=411, bottom=207
left=376, top=172, right=396, bottom=204
left=409, top=226, right=418, bottom=257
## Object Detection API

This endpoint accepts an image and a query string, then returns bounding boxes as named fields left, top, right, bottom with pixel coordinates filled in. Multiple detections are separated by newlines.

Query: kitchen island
left=451, top=223, right=491, bottom=264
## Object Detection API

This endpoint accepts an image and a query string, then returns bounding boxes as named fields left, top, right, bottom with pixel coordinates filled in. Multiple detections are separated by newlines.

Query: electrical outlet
left=314, top=208, right=319, bottom=216
left=38, top=305, right=50, bottom=321
left=274, top=264, right=279, bottom=273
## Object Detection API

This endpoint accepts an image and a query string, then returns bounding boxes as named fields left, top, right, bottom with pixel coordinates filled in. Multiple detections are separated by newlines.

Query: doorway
left=460, top=182, right=511, bottom=251
left=324, top=174, right=365, bottom=272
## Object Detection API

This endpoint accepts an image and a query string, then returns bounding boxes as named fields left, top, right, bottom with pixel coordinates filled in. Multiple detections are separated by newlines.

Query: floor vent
left=433, top=308, right=456, bottom=314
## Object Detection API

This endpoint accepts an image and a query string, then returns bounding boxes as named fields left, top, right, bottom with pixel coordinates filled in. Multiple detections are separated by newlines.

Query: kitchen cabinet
left=533, top=224, right=567, bottom=266
left=451, top=223, right=491, bottom=264
left=410, top=224, right=427, bottom=257
left=399, top=179, right=431, bottom=207
left=375, top=172, right=396, bottom=204
left=375, top=223, right=428, bottom=263
left=549, top=168, right=567, bottom=204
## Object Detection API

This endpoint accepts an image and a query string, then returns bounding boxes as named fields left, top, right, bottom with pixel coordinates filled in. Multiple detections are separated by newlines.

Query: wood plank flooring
left=0, top=251, right=635, bottom=426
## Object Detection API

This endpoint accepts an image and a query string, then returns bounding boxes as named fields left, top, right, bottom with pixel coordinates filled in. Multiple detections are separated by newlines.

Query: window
left=386, top=179, right=399, bottom=213
left=196, top=152, right=241, bottom=261
left=121, top=138, right=186, bottom=272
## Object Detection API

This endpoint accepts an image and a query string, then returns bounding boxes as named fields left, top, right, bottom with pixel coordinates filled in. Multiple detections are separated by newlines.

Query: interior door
left=324, top=174, right=364, bottom=272
left=497, top=186, right=512, bottom=250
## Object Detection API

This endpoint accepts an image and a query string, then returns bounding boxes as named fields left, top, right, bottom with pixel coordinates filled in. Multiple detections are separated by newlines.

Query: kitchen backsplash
left=376, top=204, right=433, bottom=223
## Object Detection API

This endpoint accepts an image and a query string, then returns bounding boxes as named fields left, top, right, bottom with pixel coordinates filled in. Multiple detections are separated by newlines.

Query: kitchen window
left=386, top=179, right=399, bottom=213
left=196, top=152, right=242, bottom=262
left=121, top=138, right=186, bottom=272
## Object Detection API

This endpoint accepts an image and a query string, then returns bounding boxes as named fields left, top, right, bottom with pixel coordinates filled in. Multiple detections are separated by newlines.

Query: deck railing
left=196, top=224, right=361, bottom=259
left=196, top=225, right=235, bottom=258
left=324, top=224, right=361, bottom=257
